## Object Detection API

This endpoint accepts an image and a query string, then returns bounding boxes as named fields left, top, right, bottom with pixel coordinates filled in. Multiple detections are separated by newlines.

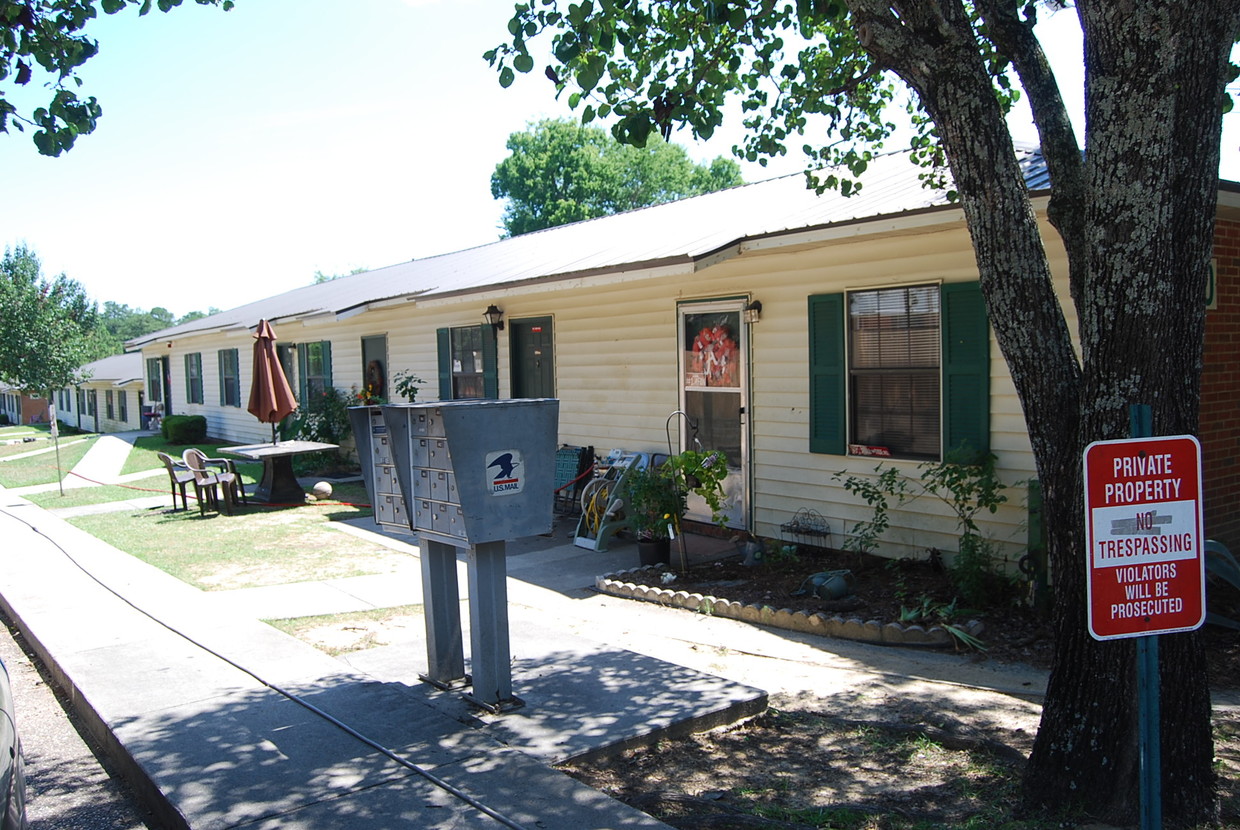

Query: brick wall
left=1202, top=216, right=1240, bottom=546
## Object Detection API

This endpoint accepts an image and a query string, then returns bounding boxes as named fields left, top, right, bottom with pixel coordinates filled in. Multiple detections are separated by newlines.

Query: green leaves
left=0, top=244, right=101, bottom=393
left=2, top=0, right=234, bottom=156
left=490, top=117, right=743, bottom=236
left=485, top=0, right=907, bottom=196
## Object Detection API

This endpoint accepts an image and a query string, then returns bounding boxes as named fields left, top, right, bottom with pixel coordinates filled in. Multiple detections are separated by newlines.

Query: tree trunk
left=846, top=0, right=1237, bottom=823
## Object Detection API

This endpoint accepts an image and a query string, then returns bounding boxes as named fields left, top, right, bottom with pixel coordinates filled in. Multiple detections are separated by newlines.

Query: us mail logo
left=486, top=450, right=524, bottom=496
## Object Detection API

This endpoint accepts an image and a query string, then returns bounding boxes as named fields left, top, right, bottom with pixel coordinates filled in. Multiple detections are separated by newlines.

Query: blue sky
left=1, top=0, right=1236, bottom=318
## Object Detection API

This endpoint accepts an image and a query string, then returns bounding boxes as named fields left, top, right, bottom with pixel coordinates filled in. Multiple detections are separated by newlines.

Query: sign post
left=1084, top=412, right=1205, bottom=830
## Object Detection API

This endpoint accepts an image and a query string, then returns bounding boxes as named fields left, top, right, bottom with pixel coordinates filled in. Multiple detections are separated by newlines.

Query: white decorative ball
left=311, top=481, right=333, bottom=500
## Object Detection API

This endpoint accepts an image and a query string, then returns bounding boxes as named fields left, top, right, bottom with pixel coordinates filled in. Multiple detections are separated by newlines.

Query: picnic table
left=219, top=440, right=339, bottom=504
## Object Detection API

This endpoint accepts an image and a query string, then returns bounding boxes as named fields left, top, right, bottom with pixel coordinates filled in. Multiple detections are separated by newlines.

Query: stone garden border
left=596, top=564, right=984, bottom=649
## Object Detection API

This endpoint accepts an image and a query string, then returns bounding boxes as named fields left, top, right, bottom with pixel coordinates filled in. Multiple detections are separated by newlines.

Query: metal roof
left=77, top=352, right=145, bottom=386
left=128, top=148, right=1050, bottom=347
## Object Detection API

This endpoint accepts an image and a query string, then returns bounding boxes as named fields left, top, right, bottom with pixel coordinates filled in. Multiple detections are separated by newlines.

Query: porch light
left=744, top=299, right=763, bottom=324
left=483, top=304, right=505, bottom=332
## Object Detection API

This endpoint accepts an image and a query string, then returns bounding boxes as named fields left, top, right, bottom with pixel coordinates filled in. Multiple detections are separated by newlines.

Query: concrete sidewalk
left=0, top=435, right=773, bottom=828
left=0, top=430, right=1058, bottom=828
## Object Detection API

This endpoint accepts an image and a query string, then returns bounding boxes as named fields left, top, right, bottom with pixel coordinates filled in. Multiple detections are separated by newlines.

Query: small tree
left=0, top=245, right=99, bottom=395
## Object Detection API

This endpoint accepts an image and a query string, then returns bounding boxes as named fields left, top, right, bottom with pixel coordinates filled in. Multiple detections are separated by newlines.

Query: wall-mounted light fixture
left=743, top=299, right=763, bottom=324
left=483, top=304, right=505, bottom=332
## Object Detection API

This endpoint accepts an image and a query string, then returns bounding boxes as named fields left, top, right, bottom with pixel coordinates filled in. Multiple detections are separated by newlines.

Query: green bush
left=56, top=419, right=85, bottom=436
left=162, top=415, right=207, bottom=444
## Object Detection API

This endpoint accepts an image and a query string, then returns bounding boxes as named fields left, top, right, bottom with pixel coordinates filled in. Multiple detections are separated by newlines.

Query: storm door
left=678, top=301, right=749, bottom=529
left=510, top=317, right=555, bottom=399
left=361, top=335, right=388, bottom=400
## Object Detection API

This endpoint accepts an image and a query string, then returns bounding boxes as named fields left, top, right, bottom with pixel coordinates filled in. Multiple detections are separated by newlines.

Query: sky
left=1, top=0, right=1237, bottom=319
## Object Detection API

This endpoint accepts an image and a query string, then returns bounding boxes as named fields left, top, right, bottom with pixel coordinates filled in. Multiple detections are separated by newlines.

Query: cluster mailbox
left=382, top=399, right=559, bottom=546
left=350, top=398, right=560, bottom=711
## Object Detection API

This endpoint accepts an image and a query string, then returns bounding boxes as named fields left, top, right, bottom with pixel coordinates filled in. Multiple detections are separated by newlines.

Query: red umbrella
left=247, top=319, right=298, bottom=443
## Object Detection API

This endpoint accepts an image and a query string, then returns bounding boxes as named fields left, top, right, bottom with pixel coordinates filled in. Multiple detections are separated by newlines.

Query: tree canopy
left=491, top=117, right=744, bottom=236
left=489, top=1, right=1240, bottom=824
left=0, top=244, right=99, bottom=392
left=0, top=0, right=234, bottom=156
left=87, top=301, right=217, bottom=357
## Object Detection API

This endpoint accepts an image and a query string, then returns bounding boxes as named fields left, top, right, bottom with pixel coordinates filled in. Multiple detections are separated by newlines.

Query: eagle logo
left=486, top=450, right=524, bottom=495
left=488, top=452, right=519, bottom=481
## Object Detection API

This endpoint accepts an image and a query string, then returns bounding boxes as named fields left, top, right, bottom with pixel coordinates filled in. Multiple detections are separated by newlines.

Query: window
left=808, top=282, right=989, bottom=460
left=848, top=285, right=940, bottom=459
left=218, top=348, right=241, bottom=407
left=106, top=390, right=115, bottom=420
left=118, top=390, right=128, bottom=423
left=87, top=389, right=97, bottom=416
left=146, top=358, right=163, bottom=402
left=436, top=325, right=497, bottom=400
left=185, top=353, right=204, bottom=404
left=297, top=341, right=333, bottom=400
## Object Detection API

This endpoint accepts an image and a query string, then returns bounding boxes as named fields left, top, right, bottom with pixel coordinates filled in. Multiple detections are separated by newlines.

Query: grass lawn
left=0, top=435, right=98, bottom=487
left=68, top=484, right=390, bottom=591
left=121, top=435, right=263, bottom=482
left=0, top=423, right=51, bottom=438
left=266, top=605, right=424, bottom=656
left=22, top=474, right=171, bottom=509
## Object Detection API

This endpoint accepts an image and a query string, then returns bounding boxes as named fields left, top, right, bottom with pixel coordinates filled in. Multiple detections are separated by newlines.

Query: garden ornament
left=792, top=569, right=855, bottom=600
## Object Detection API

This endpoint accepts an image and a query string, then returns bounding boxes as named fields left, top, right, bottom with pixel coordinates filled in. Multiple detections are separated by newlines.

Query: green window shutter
left=941, top=281, right=990, bottom=457
left=808, top=293, right=846, bottom=454
left=437, top=328, right=452, bottom=400
left=321, top=340, right=333, bottom=388
left=217, top=350, right=227, bottom=404
left=296, top=343, right=308, bottom=401
left=483, top=326, right=499, bottom=399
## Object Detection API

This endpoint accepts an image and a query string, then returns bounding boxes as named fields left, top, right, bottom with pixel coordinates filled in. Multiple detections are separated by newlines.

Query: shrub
left=56, top=419, right=85, bottom=436
left=162, top=415, right=207, bottom=444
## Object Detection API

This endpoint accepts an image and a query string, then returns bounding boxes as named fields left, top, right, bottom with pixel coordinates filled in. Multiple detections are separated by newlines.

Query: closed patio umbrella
left=247, top=319, right=298, bottom=443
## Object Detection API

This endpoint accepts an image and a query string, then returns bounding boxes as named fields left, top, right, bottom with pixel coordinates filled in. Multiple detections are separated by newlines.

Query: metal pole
left=419, top=539, right=466, bottom=688
left=464, top=541, right=517, bottom=712
left=1130, top=403, right=1161, bottom=830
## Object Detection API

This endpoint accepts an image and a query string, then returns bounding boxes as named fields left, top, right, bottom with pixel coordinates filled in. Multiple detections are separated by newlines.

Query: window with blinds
left=848, top=285, right=941, bottom=459
left=450, top=325, right=486, bottom=400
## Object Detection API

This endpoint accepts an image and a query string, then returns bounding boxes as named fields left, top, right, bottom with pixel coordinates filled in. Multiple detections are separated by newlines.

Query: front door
left=361, top=335, right=388, bottom=400
left=679, top=301, right=748, bottom=529
left=159, top=356, right=173, bottom=416
left=510, top=317, right=555, bottom=399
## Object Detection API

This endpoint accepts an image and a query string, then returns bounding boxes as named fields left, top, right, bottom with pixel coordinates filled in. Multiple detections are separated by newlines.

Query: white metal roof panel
left=128, top=149, right=1045, bottom=347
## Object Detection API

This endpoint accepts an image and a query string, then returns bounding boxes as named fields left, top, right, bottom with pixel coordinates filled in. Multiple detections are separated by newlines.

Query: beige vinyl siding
left=135, top=210, right=1074, bottom=569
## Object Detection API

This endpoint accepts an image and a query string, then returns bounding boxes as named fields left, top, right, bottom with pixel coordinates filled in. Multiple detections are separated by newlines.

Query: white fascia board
left=411, top=262, right=695, bottom=308
left=335, top=292, right=428, bottom=321
left=729, top=208, right=968, bottom=261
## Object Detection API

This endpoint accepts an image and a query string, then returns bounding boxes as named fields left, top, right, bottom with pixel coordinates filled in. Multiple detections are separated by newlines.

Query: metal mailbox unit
left=378, top=398, right=559, bottom=712
left=349, top=406, right=413, bottom=535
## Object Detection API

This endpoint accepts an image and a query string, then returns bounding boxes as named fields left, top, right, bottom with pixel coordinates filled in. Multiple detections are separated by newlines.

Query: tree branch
left=977, top=0, right=1087, bottom=310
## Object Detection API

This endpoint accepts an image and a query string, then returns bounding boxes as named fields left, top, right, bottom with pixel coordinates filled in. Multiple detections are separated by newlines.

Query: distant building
left=56, top=352, right=145, bottom=434
left=0, top=387, right=50, bottom=426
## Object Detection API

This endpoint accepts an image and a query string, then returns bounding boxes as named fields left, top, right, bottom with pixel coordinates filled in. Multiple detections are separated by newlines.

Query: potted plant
left=392, top=370, right=426, bottom=402
left=625, top=464, right=685, bottom=565
left=665, top=448, right=730, bottom=527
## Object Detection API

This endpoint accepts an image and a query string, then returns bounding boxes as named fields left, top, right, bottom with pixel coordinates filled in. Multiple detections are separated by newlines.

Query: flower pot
left=638, top=538, right=671, bottom=566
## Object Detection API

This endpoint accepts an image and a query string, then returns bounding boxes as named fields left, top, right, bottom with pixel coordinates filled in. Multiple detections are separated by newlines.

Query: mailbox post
left=377, top=398, right=559, bottom=712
